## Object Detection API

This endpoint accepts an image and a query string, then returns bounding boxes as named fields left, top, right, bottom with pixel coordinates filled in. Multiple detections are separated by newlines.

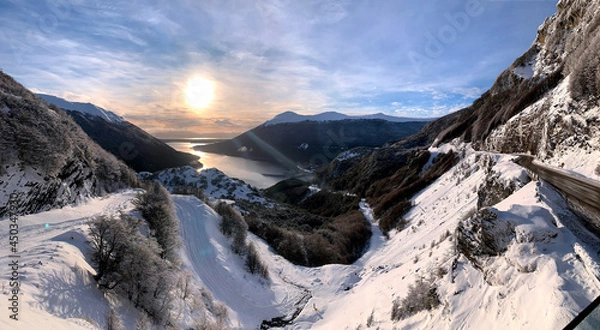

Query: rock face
left=0, top=72, right=137, bottom=217
left=483, top=0, right=600, bottom=163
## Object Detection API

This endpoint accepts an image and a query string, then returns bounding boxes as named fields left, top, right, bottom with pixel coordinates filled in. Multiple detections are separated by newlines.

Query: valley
left=2, top=0, right=600, bottom=329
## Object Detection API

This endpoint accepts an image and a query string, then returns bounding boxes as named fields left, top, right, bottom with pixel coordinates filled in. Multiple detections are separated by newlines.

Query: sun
left=185, top=77, right=215, bottom=109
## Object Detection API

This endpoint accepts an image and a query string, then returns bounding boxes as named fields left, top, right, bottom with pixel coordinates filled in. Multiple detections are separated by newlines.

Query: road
left=513, top=155, right=600, bottom=233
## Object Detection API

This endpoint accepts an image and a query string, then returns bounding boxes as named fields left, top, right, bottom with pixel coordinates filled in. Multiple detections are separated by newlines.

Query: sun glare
left=185, top=77, right=214, bottom=109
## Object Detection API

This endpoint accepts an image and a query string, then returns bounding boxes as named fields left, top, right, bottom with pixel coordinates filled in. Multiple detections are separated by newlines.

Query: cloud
left=0, top=0, right=558, bottom=137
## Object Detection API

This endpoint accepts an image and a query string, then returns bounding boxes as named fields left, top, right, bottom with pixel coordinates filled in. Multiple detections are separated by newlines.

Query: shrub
left=214, top=202, right=248, bottom=256
left=88, top=214, right=177, bottom=324
left=366, top=309, right=375, bottom=327
left=133, top=181, right=182, bottom=263
left=106, top=307, right=124, bottom=330
left=245, top=243, right=269, bottom=279
left=391, top=278, right=440, bottom=321
left=243, top=208, right=371, bottom=267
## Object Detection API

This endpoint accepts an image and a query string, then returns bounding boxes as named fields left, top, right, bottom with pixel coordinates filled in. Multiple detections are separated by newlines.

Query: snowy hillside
left=181, top=143, right=600, bottom=329
left=0, top=190, right=235, bottom=330
left=4, top=146, right=599, bottom=329
left=147, top=166, right=266, bottom=203
left=0, top=191, right=140, bottom=330
left=37, top=94, right=124, bottom=123
left=264, top=110, right=428, bottom=126
left=287, top=144, right=600, bottom=329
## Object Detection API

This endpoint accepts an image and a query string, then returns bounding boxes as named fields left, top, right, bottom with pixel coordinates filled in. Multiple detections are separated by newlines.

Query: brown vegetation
left=244, top=208, right=371, bottom=267
left=373, top=151, right=459, bottom=233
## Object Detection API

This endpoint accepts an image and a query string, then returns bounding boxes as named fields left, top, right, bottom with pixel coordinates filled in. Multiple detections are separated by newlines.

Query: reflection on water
left=167, top=141, right=311, bottom=189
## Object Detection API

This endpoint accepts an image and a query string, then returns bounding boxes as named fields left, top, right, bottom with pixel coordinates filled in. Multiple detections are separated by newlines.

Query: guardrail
left=513, top=155, right=600, bottom=234
left=512, top=155, right=600, bottom=329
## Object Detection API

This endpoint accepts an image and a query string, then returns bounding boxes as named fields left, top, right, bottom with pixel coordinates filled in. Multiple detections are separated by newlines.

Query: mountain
left=3, top=1, right=600, bottom=329
left=0, top=72, right=137, bottom=217
left=38, top=94, right=200, bottom=173
left=307, top=0, right=600, bottom=327
left=37, top=93, right=124, bottom=123
left=196, top=113, right=430, bottom=168
left=264, top=110, right=430, bottom=126
left=319, top=0, right=600, bottom=198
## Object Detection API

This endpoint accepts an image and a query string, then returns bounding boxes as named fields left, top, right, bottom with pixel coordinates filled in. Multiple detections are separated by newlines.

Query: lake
left=166, top=140, right=312, bottom=189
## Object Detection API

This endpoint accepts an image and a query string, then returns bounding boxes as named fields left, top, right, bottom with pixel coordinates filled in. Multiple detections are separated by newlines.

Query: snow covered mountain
left=38, top=94, right=200, bottom=173
left=37, top=93, right=124, bottom=123
left=263, top=110, right=429, bottom=126
left=0, top=72, right=137, bottom=218
left=3, top=1, right=600, bottom=329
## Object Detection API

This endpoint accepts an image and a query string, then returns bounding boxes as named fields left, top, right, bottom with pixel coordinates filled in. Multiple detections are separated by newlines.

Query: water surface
left=167, top=141, right=311, bottom=189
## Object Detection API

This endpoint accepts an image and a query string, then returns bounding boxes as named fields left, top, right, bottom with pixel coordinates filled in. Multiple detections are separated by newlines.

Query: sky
left=0, top=0, right=558, bottom=138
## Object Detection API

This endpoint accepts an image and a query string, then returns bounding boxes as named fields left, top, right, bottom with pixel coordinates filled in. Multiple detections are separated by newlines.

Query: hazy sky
left=0, top=0, right=557, bottom=138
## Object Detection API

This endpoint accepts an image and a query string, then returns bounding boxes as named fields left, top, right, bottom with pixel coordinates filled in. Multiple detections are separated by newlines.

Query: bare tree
left=245, top=243, right=269, bottom=279
left=391, top=277, right=440, bottom=321
left=106, top=307, right=124, bottom=330
left=136, top=312, right=153, bottom=330
left=133, top=181, right=182, bottom=263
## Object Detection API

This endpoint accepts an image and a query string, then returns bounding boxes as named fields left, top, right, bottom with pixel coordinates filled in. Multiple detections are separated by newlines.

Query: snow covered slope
left=148, top=166, right=266, bottom=203
left=0, top=190, right=233, bottom=330
left=0, top=191, right=140, bottom=330
left=174, top=195, right=306, bottom=328
left=286, top=145, right=600, bottom=329
left=172, top=143, right=600, bottom=329
left=37, top=94, right=124, bottom=123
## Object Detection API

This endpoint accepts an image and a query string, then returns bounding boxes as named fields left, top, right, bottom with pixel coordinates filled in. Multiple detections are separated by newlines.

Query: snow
left=174, top=195, right=305, bottom=329
left=336, top=150, right=361, bottom=162
left=514, top=59, right=535, bottom=80
left=37, top=94, right=124, bottom=123
left=263, top=110, right=429, bottom=126
left=0, top=191, right=141, bottom=330
left=423, top=139, right=465, bottom=173
left=154, top=166, right=266, bottom=203
left=2, top=142, right=599, bottom=329
left=288, top=147, right=599, bottom=329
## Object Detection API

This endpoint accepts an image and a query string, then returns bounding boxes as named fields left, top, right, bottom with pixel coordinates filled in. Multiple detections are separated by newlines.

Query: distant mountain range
left=264, top=110, right=432, bottom=126
left=38, top=94, right=200, bottom=173
left=196, top=112, right=430, bottom=168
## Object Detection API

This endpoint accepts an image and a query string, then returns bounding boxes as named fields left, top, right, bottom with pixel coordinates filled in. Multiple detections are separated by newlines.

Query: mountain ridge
left=37, top=93, right=124, bottom=123
left=264, top=110, right=433, bottom=126
left=0, top=72, right=137, bottom=217
left=196, top=119, right=430, bottom=168
left=39, top=94, right=201, bottom=173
